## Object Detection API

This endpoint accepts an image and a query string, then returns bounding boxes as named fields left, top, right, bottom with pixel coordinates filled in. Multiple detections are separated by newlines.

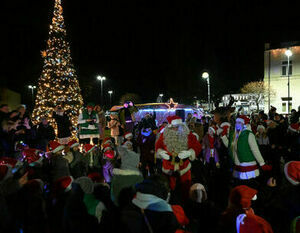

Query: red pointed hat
left=88, top=172, right=103, bottom=183
left=124, top=132, right=133, bottom=139
left=49, top=141, right=65, bottom=153
left=84, top=144, right=96, bottom=153
left=167, top=115, right=183, bottom=126
left=284, top=161, right=300, bottom=185
left=236, top=115, right=250, bottom=125
left=54, top=176, right=73, bottom=193
left=22, top=148, right=43, bottom=166
left=236, top=213, right=273, bottom=233
left=102, top=137, right=112, bottom=146
left=229, top=185, right=258, bottom=209
left=67, top=140, right=80, bottom=148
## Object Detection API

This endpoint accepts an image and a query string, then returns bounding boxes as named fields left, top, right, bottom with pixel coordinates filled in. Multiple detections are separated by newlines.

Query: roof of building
left=265, top=41, right=300, bottom=51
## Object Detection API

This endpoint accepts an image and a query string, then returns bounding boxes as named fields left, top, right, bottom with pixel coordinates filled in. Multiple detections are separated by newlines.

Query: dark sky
left=1, top=0, right=300, bottom=106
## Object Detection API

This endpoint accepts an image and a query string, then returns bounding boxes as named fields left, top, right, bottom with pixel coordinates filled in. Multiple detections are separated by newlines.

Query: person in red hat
left=202, top=126, right=221, bottom=168
left=155, top=115, right=201, bottom=200
left=68, top=140, right=86, bottom=178
left=236, top=213, right=273, bottom=233
left=221, top=115, right=271, bottom=182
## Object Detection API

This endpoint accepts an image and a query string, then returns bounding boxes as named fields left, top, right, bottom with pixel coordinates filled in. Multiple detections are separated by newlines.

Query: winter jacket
left=50, top=155, right=71, bottom=182
left=35, top=123, right=55, bottom=141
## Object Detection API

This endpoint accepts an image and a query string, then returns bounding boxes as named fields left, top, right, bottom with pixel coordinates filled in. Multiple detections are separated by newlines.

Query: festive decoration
left=165, top=98, right=178, bottom=110
left=32, top=0, right=83, bottom=137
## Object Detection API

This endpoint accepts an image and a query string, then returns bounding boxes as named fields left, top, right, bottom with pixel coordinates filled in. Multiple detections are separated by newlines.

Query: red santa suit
left=155, top=116, right=201, bottom=199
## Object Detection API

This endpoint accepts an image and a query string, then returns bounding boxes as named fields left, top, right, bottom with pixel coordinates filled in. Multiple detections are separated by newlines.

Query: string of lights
left=32, top=0, right=83, bottom=138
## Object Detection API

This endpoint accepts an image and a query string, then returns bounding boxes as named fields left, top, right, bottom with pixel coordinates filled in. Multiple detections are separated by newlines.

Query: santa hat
left=257, top=125, right=265, bottom=131
left=86, top=102, right=95, bottom=109
left=189, top=183, right=207, bottom=203
left=159, top=125, right=166, bottom=134
left=236, top=115, right=250, bottom=125
left=22, top=148, right=43, bottom=166
left=124, top=132, right=133, bottom=139
left=49, top=141, right=65, bottom=154
left=0, top=165, right=12, bottom=182
left=104, top=150, right=115, bottom=159
left=103, top=145, right=112, bottom=152
left=284, top=161, right=300, bottom=185
left=54, top=176, right=73, bottom=193
left=167, top=115, right=183, bottom=127
left=208, top=126, right=218, bottom=134
left=88, top=172, right=103, bottom=183
left=68, top=139, right=80, bottom=149
left=236, top=214, right=273, bottom=233
left=74, top=177, right=94, bottom=194
left=84, top=144, right=96, bottom=153
left=102, top=137, right=112, bottom=147
left=122, top=140, right=133, bottom=148
left=229, top=185, right=257, bottom=209
left=171, top=205, right=190, bottom=226
left=192, top=132, right=199, bottom=141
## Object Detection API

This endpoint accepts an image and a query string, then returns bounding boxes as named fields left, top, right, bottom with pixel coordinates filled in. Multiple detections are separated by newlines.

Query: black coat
left=53, top=111, right=72, bottom=138
left=36, top=123, right=55, bottom=141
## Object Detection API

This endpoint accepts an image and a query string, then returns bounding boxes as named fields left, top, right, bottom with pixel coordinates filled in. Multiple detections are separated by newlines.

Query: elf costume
left=222, top=115, right=270, bottom=180
left=78, top=103, right=99, bottom=141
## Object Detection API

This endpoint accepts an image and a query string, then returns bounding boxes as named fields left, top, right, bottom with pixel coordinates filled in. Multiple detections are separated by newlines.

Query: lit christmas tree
left=32, top=0, right=83, bottom=136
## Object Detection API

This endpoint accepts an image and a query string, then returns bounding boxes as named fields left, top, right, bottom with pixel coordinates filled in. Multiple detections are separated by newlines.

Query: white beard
left=163, top=124, right=189, bottom=154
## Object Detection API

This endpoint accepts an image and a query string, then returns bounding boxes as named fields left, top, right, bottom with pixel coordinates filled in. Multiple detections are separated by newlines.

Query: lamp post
left=285, top=49, right=292, bottom=113
left=202, top=72, right=211, bottom=111
left=108, top=90, right=113, bottom=106
left=97, top=75, right=106, bottom=105
left=28, top=85, right=36, bottom=104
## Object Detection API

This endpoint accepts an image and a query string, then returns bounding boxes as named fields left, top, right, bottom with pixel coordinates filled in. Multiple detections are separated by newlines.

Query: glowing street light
left=97, top=75, right=106, bottom=104
left=202, top=72, right=211, bottom=111
left=108, top=90, right=113, bottom=106
left=285, top=49, right=292, bottom=113
left=28, top=85, right=36, bottom=104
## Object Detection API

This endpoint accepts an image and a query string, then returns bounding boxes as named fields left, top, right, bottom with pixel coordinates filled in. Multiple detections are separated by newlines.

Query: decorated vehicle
left=109, top=98, right=203, bottom=126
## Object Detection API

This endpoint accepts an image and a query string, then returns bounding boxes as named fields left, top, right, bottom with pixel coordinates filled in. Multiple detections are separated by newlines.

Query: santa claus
left=155, top=115, right=201, bottom=199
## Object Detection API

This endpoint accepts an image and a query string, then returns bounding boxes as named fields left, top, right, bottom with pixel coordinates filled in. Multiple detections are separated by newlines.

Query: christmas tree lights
left=32, top=0, right=83, bottom=137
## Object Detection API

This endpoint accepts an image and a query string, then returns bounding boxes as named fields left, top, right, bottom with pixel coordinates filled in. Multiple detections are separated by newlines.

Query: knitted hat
left=236, top=115, right=250, bottom=125
left=84, top=144, right=96, bottom=153
left=22, top=148, right=43, bottom=166
left=124, top=132, right=133, bottom=139
left=236, top=213, right=273, bottom=233
left=167, top=115, right=182, bottom=126
left=189, top=183, right=207, bottom=203
left=0, top=165, right=12, bottom=182
left=68, top=139, right=80, bottom=148
left=49, top=141, right=65, bottom=153
left=229, top=185, right=257, bottom=209
left=54, top=176, right=73, bottom=193
left=74, top=177, right=94, bottom=194
left=104, top=150, right=115, bottom=159
left=120, top=149, right=140, bottom=171
left=257, top=125, right=265, bottom=131
left=284, top=161, right=300, bottom=185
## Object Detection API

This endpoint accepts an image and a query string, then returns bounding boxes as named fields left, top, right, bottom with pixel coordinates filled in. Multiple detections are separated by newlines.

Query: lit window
left=282, top=103, right=286, bottom=112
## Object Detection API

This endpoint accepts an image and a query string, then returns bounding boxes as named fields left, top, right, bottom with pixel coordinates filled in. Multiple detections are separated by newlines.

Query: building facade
left=221, top=94, right=264, bottom=114
left=264, top=43, right=300, bottom=114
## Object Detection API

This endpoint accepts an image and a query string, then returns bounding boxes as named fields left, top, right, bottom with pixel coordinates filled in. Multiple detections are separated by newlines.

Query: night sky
left=1, top=0, right=300, bottom=106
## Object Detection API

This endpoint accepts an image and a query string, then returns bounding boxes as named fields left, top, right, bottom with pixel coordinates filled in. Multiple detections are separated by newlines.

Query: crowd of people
left=0, top=102, right=299, bottom=233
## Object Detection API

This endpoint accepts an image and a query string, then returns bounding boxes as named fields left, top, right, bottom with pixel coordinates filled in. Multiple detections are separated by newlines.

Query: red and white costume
left=155, top=116, right=201, bottom=198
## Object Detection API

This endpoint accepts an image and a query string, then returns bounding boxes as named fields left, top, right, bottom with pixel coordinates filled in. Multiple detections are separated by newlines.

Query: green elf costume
left=78, top=103, right=99, bottom=140
left=221, top=115, right=271, bottom=180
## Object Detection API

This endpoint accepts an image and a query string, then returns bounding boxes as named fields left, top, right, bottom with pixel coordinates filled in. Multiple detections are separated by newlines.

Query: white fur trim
left=79, top=134, right=100, bottom=139
left=284, top=161, right=299, bottom=185
left=70, top=142, right=80, bottom=148
left=157, top=149, right=170, bottom=160
left=65, top=176, right=74, bottom=192
left=52, top=145, right=65, bottom=154
left=113, top=168, right=141, bottom=176
left=192, top=132, right=199, bottom=141
left=178, top=150, right=191, bottom=159
left=233, top=169, right=259, bottom=180
left=220, top=122, right=231, bottom=127
left=95, top=202, right=106, bottom=223
left=238, top=161, right=257, bottom=166
left=87, top=145, right=96, bottom=153
left=124, top=133, right=133, bottom=139
left=162, top=162, right=191, bottom=176
left=252, top=194, right=257, bottom=200
left=171, top=119, right=182, bottom=126
left=189, top=148, right=196, bottom=161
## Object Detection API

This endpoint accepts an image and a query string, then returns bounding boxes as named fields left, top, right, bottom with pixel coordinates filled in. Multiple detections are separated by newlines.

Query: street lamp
left=285, top=49, right=292, bottom=113
left=97, top=75, right=106, bottom=105
left=202, top=72, right=211, bottom=111
left=28, top=85, right=36, bottom=104
left=108, top=90, right=113, bottom=106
